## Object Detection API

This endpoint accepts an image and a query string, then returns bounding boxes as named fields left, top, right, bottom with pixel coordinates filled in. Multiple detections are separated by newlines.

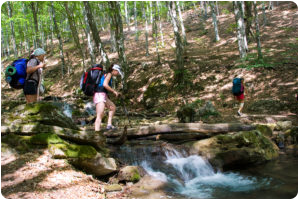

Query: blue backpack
left=232, top=78, right=243, bottom=96
left=5, top=58, right=28, bottom=89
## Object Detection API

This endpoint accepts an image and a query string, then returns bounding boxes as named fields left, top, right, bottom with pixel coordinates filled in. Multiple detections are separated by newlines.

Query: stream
left=110, top=140, right=298, bottom=199
left=61, top=101, right=297, bottom=198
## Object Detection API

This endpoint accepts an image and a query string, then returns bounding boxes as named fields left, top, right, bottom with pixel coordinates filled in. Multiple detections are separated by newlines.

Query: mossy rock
left=2, top=134, right=37, bottom=153
left=188, top=130, right=279, bottom=169
left=10, top=102, right=79, bottom=130
left=256, top=124, right=273, bottom=137
left=29, top=133, right=65, bottom=145
left=117, top=166, right=146, bottom=183
left=49, top=143, right=97, bottom=159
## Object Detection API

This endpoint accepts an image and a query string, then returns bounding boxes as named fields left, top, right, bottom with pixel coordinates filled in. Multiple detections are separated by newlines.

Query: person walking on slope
left=94, top=64, right=124, bottom=131
left=232, top=76, right=246, bottom=116
left=23, top=48, right=47, bottom=103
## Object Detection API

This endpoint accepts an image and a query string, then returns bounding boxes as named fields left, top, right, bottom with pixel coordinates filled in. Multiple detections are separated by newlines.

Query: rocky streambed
left=1, top=101, right=298, bottom=199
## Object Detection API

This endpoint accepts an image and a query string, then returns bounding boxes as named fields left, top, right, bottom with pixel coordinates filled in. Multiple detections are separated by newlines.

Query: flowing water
left=111, top=141, right=298, bottom=199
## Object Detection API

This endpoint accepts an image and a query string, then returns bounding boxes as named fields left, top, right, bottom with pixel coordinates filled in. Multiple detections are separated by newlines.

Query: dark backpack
left=232, top=78, right=243, bottom=96
left=5, top=58, right=28, bottom=89
left=80, top=64, right=104, bottom=96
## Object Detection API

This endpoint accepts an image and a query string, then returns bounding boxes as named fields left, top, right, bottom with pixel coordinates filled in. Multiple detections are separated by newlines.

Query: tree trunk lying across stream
left=104, top=123, right=256, bottom=139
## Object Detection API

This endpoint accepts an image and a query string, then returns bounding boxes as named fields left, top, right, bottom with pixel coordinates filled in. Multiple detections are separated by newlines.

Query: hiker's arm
left=103, top=73, right=119, bottom=97
left=26, top=63, right=46, bottom=74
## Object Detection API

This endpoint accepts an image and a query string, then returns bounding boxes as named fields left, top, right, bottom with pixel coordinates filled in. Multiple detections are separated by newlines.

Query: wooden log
left=104, top=123, right=255, bottom=138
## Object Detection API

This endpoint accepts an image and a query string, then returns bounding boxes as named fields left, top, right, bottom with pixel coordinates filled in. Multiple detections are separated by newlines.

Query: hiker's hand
left=39, top=63, right=46, bottom=69
left=114, top=91, right=119, bottom=97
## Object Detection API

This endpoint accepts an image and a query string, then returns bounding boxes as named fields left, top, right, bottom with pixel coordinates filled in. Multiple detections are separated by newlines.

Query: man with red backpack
left=232, top=76, right=246, bottom=116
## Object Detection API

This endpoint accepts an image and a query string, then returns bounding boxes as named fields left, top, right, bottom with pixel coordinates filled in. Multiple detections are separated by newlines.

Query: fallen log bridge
left=104, top=123, right=256, bottom=140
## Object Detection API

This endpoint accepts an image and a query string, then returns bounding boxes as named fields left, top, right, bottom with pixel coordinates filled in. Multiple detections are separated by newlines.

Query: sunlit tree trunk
left=268, top=1, right=273, bottom=10
left=262, top=2, right=267, bottom=26
left=82, top=4, right=96, bottom=66
left=63, top=2, right=85, bottom=70
left=153, top=2, right=161, bottom=64
left=253, top=1, right=263, bottom=60
left=134, top=1, right=138, bottom=41
left=177, top=1, right=187, bottom=45
left=234, top=1, right=248, bottom=58
left=51, top=2, right=65, bottom=77
left=109, top=1, right=128, bottom=90
left=7, top=1, right=18, bottom=58
left=204, top=1, right=208, bottom=20
left=124, top=1, right=130, bottom=30
left=169, top=1, right=184, bottom=85
left=157, top=1, right=164, bottom=47
left=109, top=14, right=117, bottom=53
left=83, top=1, right=110, bottom=69
left=209, top=1, right=220, bottom=42
left=143, top=2, right=149, bottom=56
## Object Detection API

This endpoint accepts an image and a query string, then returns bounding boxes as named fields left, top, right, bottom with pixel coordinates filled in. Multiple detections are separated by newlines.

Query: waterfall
left=111, top=141, right=272, bottom=198
left=84, top=102, right=96, bottom=116
left=63, top=102, right=72, bottom=118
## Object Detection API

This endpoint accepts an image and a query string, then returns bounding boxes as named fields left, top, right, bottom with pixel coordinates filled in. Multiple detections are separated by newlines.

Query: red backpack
left=80, top=64, right=103, bottom=96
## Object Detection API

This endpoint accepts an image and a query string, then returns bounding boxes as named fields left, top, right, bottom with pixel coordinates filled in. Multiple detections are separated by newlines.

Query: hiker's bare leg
left=105, top=98, right=116, bottom=127
left=238, top=99, right=244, bottom=113
left=25, top=95, right=37, bottom=103
left=95, top=102, right=105, bottom=131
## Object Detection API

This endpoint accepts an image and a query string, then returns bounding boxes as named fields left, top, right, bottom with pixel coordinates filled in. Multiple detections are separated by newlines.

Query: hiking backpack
left=80, top=64, right=104, bottom=96
left=232, top=78, right=243, bottom=96
left=5, top=58, right=28, bottom=89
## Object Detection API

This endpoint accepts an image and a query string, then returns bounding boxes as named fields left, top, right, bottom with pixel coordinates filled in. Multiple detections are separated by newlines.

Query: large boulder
left=3, top=102, right=79, bottom=130
left=71, top=153, right=118, bottom=176
left=186, top=130, right=279, bottom=169
left=117, top=166, right=147, bottom=183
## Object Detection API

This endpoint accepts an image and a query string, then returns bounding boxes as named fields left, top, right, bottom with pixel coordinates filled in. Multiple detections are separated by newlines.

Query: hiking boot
left=106, top=125, right=117, bottom=130
left=237, top=111, right=242, bottom=116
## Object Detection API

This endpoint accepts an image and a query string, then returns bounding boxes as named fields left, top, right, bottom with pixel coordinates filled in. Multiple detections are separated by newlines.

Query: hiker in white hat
left=24, top=48, right=47, bottom=103
left=93, top=63, right=124, bottom=131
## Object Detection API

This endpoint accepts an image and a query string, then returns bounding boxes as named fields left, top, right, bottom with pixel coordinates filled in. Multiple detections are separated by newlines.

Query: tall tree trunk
left=216, top=1, right=220, bottom=16
left=51, top=2, right=65, bottom=77
left=262, top=2, right=267, bottom=26
left=22, top=3, right=31, bottom=55
left=124, top=1, right=130, bottom=31
left=134, top=1, right=138, bottom=41
left=7, top=1, right=18, bottom=58
left=109, top=1, right=128, bottom=90
left=83, top=1, right=110, bottom=69
left=176, top=1, right=187, bottom=45
left=157, top=1, right=164, bottom=48
left=204, top=1, right=208, bottom=20
left=209, top=1, right=220, bottom=42
left=153, top=2, right=161, bottom=64
left=63, top=2, right=85, bottom=70
left=48, top=7, right=54, bottom=55
left=143, top=2, right=149, bottom=56
left=234, top=1, right=248, bottom=59
left=253, top=1, right=263, bottom=60
left=169, top=1, right=184, bottom=85
left=268, top=1, right=274, bottom=10
left=82, top=4, right=96, bottom=66
left=30, top=2, right=41, bottom=48
left=109, top=13, right=117, bottom=53
left=244, top=2, right=254, bottom=42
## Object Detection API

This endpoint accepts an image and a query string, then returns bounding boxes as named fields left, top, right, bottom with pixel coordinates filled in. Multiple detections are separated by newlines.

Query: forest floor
left=1, top=2, right=298, bottom=199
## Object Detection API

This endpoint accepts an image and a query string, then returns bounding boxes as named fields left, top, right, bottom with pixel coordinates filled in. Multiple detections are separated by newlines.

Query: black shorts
left=23, top=79, right=38, bottom=95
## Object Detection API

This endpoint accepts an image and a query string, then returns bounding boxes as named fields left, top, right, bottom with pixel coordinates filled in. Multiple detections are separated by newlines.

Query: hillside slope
left=1, top=2, right=298, bottom=124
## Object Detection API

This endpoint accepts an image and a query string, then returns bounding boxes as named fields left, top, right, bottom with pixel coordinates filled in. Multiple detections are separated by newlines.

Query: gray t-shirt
left=26, top=58, right=41, bottom=82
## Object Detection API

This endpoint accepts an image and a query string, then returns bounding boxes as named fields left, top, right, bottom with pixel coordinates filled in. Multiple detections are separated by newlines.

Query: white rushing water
left=63, top=103, right=72, bottom=118
left=142, top=149, right=271, bottom=198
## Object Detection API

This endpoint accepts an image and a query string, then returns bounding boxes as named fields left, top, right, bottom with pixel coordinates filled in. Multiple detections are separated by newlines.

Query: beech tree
left=169, top=1, right=184, bottom=85
left=142, top=2, right=149, bottom=56
left=253, top=1, right=263, bottom=60
left=209, top=1, right=220, bottom=42
left=234, top=1, right=248, bottom=58
left=7, top=1, right=18, bottom=58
